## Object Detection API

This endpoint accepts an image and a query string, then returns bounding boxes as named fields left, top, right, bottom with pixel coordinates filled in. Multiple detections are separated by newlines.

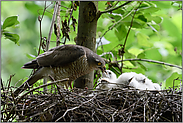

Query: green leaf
left=114, top=23, right=127, bottom=41
left=124, top=49, right=136, bottom=59
left=137, top=52, right=146, bottom=58
left=136, top=32, right=152, bottom=47
left=152, top=16, right=162, bottom=24
left=25, top=2, right=43, bottom=15
left=2, top=16, right=19, bottom=29
left=137, top=62, right=147, bottom=71
left=3, top=32, right=19, bottom=44
left=26, top=53, right=36, bottom=59
left=123, top=21, right=143, bottom=28
left=112, top=9, right=125, bottom=15
left=166, top=72, right=182, bottom=88
left=138, top=15, right=147, bottom=22
left=108, top=14, right=121, bottom=22
left=139, top=6, right=161, bottom=13
left=144, top=48, right=162, bottom=60
left=148, top=24, right=160, bottom=32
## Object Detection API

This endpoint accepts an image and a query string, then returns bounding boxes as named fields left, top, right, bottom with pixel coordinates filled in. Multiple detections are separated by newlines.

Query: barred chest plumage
left=51, top=55, right=90, bottom=82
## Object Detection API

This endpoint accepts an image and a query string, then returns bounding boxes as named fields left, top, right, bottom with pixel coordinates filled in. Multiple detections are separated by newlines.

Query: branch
left=15, top=78, right=69, bottom=104
left=47, top=1, right=59, bottom=50
left=96, top=5, right=135, bottom=50
left=125, top=58, right=182, bottom=69
left=37, top=1, right=53, bottom=55
left=55, top=94, right=97, bottom=122
left=120, top=1, right=143, bottom=72
left=44, top=1, right=59, bottom=91
left=100, top=1, right=133, bottom=14
left=104, top=58, right=182, bottom=70
left=56, top=1, right=61, bottom=46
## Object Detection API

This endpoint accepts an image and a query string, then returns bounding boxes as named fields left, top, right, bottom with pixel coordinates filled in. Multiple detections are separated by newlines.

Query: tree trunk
left=74, top=1, right=98, bottom=89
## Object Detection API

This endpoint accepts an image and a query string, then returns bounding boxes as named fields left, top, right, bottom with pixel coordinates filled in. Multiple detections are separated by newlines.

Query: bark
left=73, top=1, right=98, bottom=89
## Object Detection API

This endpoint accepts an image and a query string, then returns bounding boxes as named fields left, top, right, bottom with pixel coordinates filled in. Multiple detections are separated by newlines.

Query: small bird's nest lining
left=1, top=85, right=182, bottom=122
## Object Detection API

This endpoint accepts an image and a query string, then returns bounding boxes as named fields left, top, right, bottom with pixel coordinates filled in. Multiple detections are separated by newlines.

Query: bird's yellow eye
left=97, top=62, right=102, bottom=66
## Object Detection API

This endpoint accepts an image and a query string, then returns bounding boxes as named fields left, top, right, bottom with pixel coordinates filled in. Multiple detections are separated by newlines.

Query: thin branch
left=120, top=1, right=143, bottom=72
left=15, top=78, right=69, bottom=104
left=123, top=58, right=182, bottom=70
left=56, top=95, right=97, bottom=122
left=44, top=1, right=59, bottom=92
left=56, top=1, right=61, bottom=46
left=100, top=1, right=132, bottom=14
left=37, top=1, right=52, bottom=55
left=96, top=5, right=135, bottom=50
left=47, top=1, right=59, bottom=50
left=104, top=58, right=182, bottom=70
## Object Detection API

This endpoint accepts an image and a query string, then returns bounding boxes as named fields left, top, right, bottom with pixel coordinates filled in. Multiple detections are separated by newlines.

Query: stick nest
left=1, top=85, right=182, bottom=122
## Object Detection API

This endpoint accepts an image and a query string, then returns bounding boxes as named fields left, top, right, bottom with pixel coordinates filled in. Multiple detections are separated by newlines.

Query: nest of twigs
left=1, top=83, right=182, bottom=122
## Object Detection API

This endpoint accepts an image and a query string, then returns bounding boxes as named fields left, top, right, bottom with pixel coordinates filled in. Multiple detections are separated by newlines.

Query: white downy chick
left=116, top=72, right=161, bottom=90
left=96, top=70, right=118, bottom=89
left=153, top=83, right=161, bottom=90
left=102, top=70, right=117, bottom=80
left=116, top=72, right=137, bottom=86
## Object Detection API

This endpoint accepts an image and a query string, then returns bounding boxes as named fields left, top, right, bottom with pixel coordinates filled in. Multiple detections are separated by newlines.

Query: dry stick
left=7, top=74, right=15, bottom=91
left=63, top=1, right=74, bottom=44
left=15, top=78, right=69, bottom=104
left=120, top=1, right=143, bottom=73
left=112, top=109, right=118, bottom=122
left=43, top=2, right=59, bottom=92
left=56, top=1, right=61, bottom=46
left=100, top=1, right=132, bottom=14
left=47, top=1, right=58, bottom=50
left=38, top=1, right=50, bottom=55
left=55, top=95, right=97, bottom=122
left=1, top=78, right=5, bottom=91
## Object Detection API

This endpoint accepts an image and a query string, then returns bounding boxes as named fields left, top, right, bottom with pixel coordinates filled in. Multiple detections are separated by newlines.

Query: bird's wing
left=23, top=45, right=85, bottom=69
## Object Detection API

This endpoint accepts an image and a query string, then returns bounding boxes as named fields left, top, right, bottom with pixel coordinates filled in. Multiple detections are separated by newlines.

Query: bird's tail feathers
left=13, top=69, right=44, bottom=97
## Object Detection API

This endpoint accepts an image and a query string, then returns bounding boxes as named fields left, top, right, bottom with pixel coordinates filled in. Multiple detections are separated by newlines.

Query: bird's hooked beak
left=99, top=65, right=107, bottom=74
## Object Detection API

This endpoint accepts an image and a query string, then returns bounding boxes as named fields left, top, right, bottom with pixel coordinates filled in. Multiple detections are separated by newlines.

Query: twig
left=44, top=1, right=59, bottom=92
left=37, top=1, right=52, bottom=55
left=96, top=4, right=135, bottom=50
left=123, top=58, right=182, bottom=70
left=121, top=1, right=143, bottom=72
left=104, top=58, right=182, bottom=70
left=47, top=1, right=59, bottom=50
left=56, top=1, right=61, bottom=46
left=112, top=109, right=118, bottom=122
left=15, top=78, right=69, bottom=104
left=7, top=74, right=15, bottom=91
left=68, top=1, right=74, bottom=26
left=1, top=78, right=5, bottom=91
left=56, top=94, right=97, bottom=122
left=100, top=1, right=132, bottom=14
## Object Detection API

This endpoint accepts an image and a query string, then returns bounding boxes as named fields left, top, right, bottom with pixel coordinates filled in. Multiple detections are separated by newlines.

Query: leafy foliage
left=1, top=16, right=20, bottom=44
left=1, top=1, right=182, bottom=89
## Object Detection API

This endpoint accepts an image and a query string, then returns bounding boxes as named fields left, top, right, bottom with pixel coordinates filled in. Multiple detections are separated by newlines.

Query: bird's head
left=92, top=57, right=106, bottom=73
left=102, top=70, right=117, bottom=80
left=95, top=59, right=106, bottom=73
left=85, top=48, right=106, bottom=73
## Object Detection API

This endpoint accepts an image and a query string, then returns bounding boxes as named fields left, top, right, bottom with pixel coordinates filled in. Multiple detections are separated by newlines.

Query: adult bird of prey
left=13, top=44, right=106, bottom=97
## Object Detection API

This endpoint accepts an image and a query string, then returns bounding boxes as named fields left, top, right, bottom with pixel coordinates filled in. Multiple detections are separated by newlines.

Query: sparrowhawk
left=13, top=44, right=106, bottom=97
